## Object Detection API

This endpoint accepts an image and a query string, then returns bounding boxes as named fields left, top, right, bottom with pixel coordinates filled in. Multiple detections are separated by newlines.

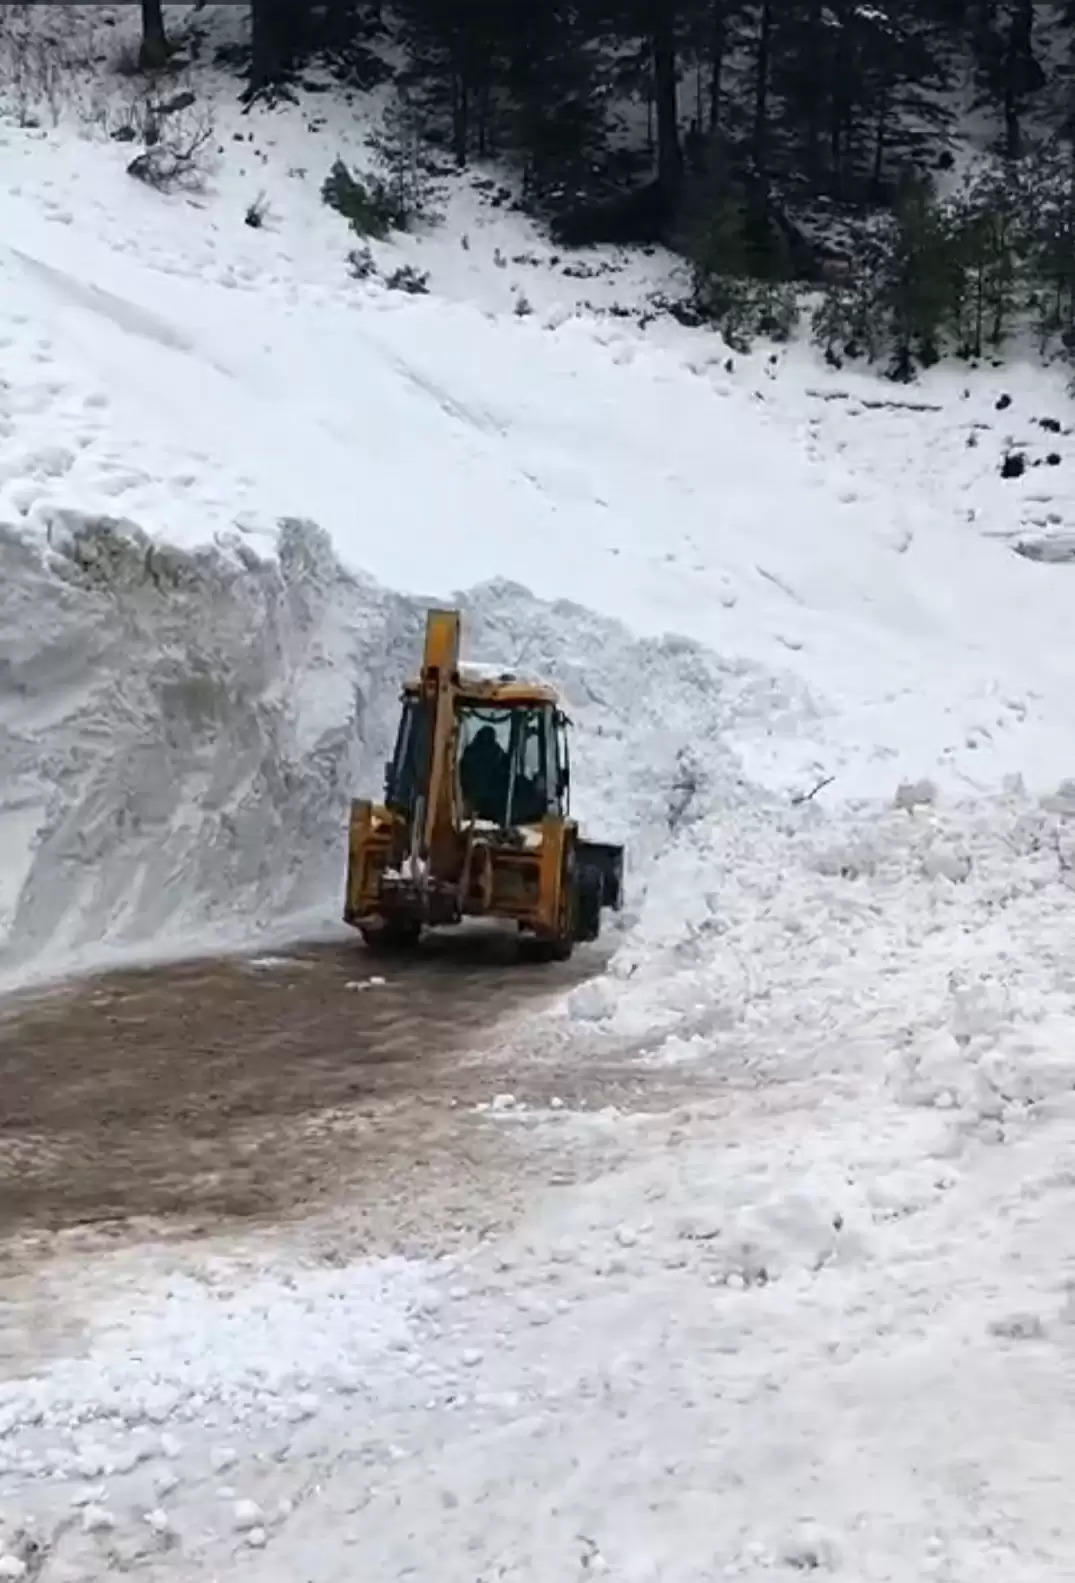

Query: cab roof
left=404, top=675, right=561, bottom=707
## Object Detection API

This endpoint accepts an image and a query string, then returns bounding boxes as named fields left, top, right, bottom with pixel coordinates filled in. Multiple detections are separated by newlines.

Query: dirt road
left=0, top=931, right=661, bottom=1258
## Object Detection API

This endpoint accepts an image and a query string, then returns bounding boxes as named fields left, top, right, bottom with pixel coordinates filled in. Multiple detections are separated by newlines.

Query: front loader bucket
left=576, top=839, right=624, bottom=911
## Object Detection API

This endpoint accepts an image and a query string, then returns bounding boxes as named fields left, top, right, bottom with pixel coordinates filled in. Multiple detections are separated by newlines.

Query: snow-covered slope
left=3, top=1, right=1075, bottom=987
left=4, top=50, right=1075, bottom=988
left=10, top=13, right=1075, bottom=1582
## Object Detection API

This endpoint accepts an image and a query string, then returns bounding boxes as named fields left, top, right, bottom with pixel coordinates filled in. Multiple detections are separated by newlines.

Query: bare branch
left=791, top=774, right=835, bottom=806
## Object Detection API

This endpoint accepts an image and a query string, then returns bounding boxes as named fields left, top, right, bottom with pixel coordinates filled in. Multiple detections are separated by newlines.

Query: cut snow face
left=0, top=512, right=800, bottom=987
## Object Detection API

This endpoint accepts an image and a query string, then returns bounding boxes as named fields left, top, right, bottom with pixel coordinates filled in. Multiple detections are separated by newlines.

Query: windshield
left=457, top=703, right=561, bottom=826
left=384, top=696, right=429, bottom=815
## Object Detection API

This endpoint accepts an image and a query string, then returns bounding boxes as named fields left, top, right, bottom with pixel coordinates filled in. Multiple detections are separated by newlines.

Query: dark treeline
left=141, top=2, right=1075, bottom=374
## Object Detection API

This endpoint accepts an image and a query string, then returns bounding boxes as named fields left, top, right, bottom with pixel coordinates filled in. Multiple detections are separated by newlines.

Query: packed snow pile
left=0, top=1252, right=430, bottom=1438
left=0, top=500, right=811, bottom=984
left=0, top=510, right=413, bottom=983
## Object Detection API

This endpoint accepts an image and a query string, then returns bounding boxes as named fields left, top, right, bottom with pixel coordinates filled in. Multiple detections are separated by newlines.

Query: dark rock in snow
left=156, top=90, right=196, bottom=118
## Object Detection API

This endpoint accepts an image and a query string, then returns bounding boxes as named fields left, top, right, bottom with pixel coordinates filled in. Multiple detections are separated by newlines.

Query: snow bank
left=5, top=109, right=1075, bottom=814
left=0, top=512, right=411, bottom=984
left=0, top=507, right=809, bottom=986
left=0, top=1253, right=428, bottom=1440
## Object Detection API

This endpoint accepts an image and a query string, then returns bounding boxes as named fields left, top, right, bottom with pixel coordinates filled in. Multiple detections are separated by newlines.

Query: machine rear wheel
left=538, top=929, right=575, bottom=962
left=359, top=918, right=422, bottom=954
left=575, top=863, right=603, bottom=944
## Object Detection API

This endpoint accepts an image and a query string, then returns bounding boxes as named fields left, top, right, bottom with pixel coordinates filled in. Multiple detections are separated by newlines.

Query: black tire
left=575, top=862, right=603, bottom=944
left=542, top=930, right=575, bottom=962
left=360, top=918, right=422, bottom=954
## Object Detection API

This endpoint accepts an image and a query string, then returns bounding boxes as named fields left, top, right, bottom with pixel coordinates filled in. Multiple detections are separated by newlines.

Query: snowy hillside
left=5, top=10, right=1075, bottom=1580
left=4, top=7, right=1075, bottom=984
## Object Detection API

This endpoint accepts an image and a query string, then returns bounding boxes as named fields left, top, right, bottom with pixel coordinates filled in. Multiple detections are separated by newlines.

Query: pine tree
left=950, top=165, right=1023, bottom=354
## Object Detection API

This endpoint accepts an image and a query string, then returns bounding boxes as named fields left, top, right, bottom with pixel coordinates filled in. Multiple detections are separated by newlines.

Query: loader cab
left=457, top=700, right=570, bottom=827
left=383, top=687, right=571, bottom=828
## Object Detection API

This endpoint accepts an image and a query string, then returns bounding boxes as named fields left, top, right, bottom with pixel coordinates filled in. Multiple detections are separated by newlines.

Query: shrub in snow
left=126, top=106, right=213, bottom=193
left=245, top=191, right=271, bottom=229
left=385, top=264, right=430, bottom=296
left=0, top=8, right=64, bottom=128
left=514, top=293, right=533, bottom=318
left=347, top=243, right=377, bottom=281
left=321, top=156, right=405, bottom=240
left=704, top=277, right=800, bottom=353
left=364, top=92, right=444, bottom=228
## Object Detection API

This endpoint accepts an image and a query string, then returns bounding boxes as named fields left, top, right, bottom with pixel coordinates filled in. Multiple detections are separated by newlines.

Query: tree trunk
left=975, top=0, right=998, bottom=46
left=1003, top=0, right=1035, bottom=160
left=871, top=79, right=889, bottom=196
left=803, top=0, right=823, bottom=187
left=708, top=0, right=726, bottom=131
left=139, top=0, right=168, bottom=70
left=652, top=0, right=683, bottom=194
left=753, top=1, right=772, bottom=175
left=829, top=3, right=850, bottom=195
left=451, top=57, right=469, bottom=166
left=248, top=0, right=296, bottom=94
left=476, top=65, right=492, bottom=158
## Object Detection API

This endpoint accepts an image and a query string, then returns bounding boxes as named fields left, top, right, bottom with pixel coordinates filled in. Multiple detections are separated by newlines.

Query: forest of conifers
left=134, top=2, right=1075, bottom=373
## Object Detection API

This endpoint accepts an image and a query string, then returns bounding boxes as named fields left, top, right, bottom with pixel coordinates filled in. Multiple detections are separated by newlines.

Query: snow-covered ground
left=5, top=6, right=1075, bottom=1579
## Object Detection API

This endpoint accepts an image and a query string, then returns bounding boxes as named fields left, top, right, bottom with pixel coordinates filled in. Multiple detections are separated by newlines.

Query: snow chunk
left=988, top=1312, right=1046, bottom=1341
left=567, top=979, right=615, bottom=1024
left=779, top=1522, right=842, bottom=1572
left=922, top=846, right=971, bottom=883
left=80, top=1505, right=116, bottom=1534
left=894, top=778, right=938, bottom=812
left=232, top=1499, right=264, bottom=1532
left=459, top=660, right=551, bottom=690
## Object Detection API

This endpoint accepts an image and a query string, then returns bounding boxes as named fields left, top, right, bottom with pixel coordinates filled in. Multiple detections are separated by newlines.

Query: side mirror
left=383, top=760, right=394, bottom=793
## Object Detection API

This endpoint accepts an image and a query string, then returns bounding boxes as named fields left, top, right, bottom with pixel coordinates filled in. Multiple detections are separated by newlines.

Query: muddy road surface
left=0, top=930, right=661, bottom=1258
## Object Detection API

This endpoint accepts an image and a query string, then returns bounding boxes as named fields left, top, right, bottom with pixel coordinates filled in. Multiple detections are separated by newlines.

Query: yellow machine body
left=344, top=609, right=623, bottom=957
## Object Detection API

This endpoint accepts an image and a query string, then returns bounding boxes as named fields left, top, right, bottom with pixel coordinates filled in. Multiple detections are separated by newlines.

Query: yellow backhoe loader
left=344, top=608, right=624, bottom=958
